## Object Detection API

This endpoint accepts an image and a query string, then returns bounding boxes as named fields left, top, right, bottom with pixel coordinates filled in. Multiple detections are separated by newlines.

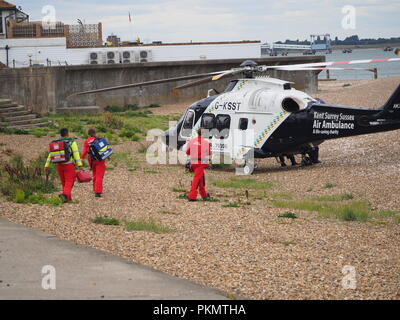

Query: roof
left=0, top=1, right=16, bottom=9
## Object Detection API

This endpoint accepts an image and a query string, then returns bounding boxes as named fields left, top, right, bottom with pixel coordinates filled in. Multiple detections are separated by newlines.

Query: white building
left=0, top=38, right=261, bottom=68
left=0, top=0, right=260, bottom=68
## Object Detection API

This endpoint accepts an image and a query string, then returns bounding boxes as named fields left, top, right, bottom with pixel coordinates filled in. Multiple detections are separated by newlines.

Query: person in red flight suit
left=81, top=128, right=107, bottom=198
left=185, top=128, right=211, bottom=201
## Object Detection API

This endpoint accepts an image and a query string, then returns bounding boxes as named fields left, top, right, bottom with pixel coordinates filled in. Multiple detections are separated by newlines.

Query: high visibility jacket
left=45, top=138, right=83, bottom=168
left=186, top=136, right=211, bottom=165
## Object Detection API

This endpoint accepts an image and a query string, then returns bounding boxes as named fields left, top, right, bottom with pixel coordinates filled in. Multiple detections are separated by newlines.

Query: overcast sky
left=16, top=0, right=400, bottom=43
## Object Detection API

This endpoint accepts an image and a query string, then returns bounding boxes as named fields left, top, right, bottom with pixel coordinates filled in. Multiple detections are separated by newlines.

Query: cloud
left=18, top=0, right=400, bottom=42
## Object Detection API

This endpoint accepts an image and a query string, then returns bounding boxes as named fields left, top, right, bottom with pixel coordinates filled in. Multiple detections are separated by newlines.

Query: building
left=0, top=0, right=29, bottom=39
left=0, top=1, right=261, bottom=68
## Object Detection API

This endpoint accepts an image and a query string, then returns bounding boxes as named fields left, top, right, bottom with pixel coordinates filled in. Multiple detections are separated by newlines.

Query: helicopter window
left=215, top=114, right=231, bottom=139
left=181, top=110, right=195, bottom=137
left=224, top=80, right=239, bottom=93
left=239, top=118, right=248, bottom=131
left=201, top=113, right=215, bottom=130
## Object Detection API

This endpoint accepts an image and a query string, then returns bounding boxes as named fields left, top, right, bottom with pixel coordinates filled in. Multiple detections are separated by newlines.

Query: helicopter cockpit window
left=181, top=110, right=195, bottom=137
left=239, top=118, right=248, bottom=131
left=215, top=114, right=231, bottom=139
left=224, top=80, right=239, bottom=93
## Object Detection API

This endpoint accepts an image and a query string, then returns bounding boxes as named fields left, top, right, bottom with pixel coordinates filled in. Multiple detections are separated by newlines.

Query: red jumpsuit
left=186, top=136, right=210, bottom=200
left=81, top=137, right=106, bottom=195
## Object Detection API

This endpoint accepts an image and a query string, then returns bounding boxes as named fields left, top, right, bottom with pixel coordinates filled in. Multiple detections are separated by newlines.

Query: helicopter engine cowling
left=279, top=94, right=308, bottom=113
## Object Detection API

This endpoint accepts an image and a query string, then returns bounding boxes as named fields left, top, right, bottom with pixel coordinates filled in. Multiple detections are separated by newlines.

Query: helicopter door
left=180, top=110, right=195, bottom=140
left=211, top=114, right=233, bottom=159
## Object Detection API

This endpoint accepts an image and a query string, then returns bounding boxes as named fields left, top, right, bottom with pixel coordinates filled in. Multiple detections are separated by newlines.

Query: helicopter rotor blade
left=172, top=76, right=216, bottom=94
left=172, top=68, right=246, bottom=93
left=68, top=70, right=232, bottom=97
left=278, top=67, right=378, bottom=71
left=258, top=57, right=400, bottom=72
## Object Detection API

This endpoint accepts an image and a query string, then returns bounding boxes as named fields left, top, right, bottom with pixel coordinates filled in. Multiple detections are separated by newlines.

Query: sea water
left=264, top=48, right=400, bottom=80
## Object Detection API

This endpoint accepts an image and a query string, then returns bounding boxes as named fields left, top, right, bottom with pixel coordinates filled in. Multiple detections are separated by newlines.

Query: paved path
left=0, top=218, right=227, bottom=300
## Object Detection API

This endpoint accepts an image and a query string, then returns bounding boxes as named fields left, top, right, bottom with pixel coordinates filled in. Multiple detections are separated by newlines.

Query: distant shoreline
left=332, top=43, right=400, bottom=50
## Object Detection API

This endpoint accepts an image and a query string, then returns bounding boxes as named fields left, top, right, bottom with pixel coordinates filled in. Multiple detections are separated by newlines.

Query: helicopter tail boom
left=381, top=84, right=400, bottom=116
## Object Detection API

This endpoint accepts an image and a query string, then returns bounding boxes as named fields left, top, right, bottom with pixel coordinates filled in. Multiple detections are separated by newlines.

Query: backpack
left=89, top=137, right=113, bottom=161
left=49, top=139, right=73, bottom=164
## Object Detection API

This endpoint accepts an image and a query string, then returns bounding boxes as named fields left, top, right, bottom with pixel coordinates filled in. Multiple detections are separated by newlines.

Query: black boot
left=95, top=193, right=102, bottom=198
left=288, top=155, right=298, bottom=166
left=59, top=194, right=67, bottom=203
left=310, top=147, right=321, bottom=164
left=279, top=156, right=287, bottom=167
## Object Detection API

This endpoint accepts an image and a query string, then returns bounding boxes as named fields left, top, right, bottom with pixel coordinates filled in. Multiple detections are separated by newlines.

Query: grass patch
left=0, top=153, right=57, bottom=200
left=324, top=183, right=335, bottom=189
left=91, top=216, right=120, bottom=226
left=125, top=219, right=174, bottom=234
left=172, top=187, right=186, bottom=193
left=271, top=198, right=397, bottom=222
left=313, top=193, right=354, bottom=201
left=213, top=177, right=273, bottom=190
left=111, top=152, right=136, bottom=168
left=222, top=202, right=240, bottom=208
left=272, top=192, right=293, bottom=200
left=278, top=212, right=298, bottom=219
left=12, top=190, right=63, bottom=206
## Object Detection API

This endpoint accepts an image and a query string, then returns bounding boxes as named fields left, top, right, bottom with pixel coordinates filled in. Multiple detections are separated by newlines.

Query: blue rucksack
left=89, top=137, right=113, bottom=161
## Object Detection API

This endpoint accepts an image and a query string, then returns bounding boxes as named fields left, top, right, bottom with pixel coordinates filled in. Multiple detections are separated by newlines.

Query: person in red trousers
left=81, top=128, right=107, bottom=198
left=186, top=128, right=211, bottom=201
left=45, top=128, right=83, bottom=202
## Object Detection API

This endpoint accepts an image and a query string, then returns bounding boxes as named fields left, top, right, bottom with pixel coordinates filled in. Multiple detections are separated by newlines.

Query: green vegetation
left=212, top=177, right=273, bottom=190
left=91, top=216, right=120, bottom=226
left=1, top=104, right=178, bottom=142
left=0, top=153, right=58, bottom=204
left=0, top=127, right=30, bottom=135
left=111, top=152, right=136, bottom=169
left=12, top=189, right=63, bottom=206
left=271, top=197, right=398, bottom=222
left=125, top=219, right=174, bottom=234
left=313, top=193, right=354, bottom=201
left=324, top=183, right=335, bottom=189
left=172, top=187, right=187, bottom=193
left=278, top=212, right=298, bottom=219
left=222, top=202, right=240, bottom=208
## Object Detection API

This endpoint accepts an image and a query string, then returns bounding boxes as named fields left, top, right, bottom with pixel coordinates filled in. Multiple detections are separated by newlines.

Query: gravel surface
left=1, top=77, right=400, bottom=300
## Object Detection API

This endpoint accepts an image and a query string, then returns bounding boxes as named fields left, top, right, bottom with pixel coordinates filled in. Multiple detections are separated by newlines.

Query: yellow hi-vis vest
left=45, top=139, right=83, bottom=168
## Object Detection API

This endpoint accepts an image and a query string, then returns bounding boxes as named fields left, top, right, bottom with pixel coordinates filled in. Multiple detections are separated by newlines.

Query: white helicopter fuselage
left=180, top=77, right=316, bottom=161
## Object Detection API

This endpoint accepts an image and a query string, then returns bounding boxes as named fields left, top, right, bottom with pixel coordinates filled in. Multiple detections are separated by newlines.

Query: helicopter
left=72, top=53, right=400, bottom=174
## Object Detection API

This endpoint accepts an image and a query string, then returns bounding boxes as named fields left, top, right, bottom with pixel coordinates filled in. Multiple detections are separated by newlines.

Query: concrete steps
left=0, top=98, right=50, bottom=130
left=57, top=106, right=102, bottom=114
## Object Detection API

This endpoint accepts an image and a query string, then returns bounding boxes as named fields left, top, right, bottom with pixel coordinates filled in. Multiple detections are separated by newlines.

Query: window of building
left=239, top=118, right=248, bottom=131
left=0, top=13, right=3, bottom=34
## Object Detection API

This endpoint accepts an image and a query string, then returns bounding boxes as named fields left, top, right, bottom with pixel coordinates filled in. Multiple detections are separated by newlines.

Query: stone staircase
left=0, top=99, right=51, bottom=129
